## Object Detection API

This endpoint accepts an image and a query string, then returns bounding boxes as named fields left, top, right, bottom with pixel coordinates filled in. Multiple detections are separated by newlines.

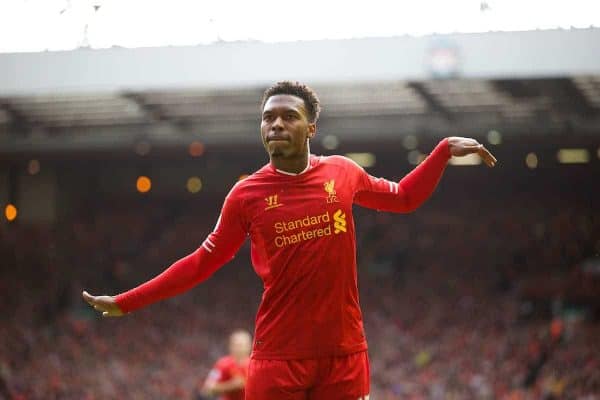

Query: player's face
left=229, top=332, right=252, bottom=358
left=261, top=95, right=316, bottom=159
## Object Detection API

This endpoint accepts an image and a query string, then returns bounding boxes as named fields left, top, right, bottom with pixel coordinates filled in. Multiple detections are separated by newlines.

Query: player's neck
left=271, top=152, right=310, bottom=175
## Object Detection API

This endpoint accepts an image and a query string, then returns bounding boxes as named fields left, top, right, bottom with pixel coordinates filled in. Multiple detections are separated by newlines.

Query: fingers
left=83, top=290, right=123, bottom=317
left=465, top=144, right=497, bottom=167
left=460, top=144, right=485, bottom=154
left=477, top=146, right=497, bottom=167
left=450, top=137, right=497, bottom=167
left=83, top=290, right=107, bottom=312
left=82, top=290, right=96, bottom=307
left=460, top=145, right=497, bottom=167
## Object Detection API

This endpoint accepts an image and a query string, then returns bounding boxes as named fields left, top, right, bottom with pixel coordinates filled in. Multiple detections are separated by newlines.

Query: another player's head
left=260, top=81, right=321, bottom=160
left=229, top=329, right=252, bottom=360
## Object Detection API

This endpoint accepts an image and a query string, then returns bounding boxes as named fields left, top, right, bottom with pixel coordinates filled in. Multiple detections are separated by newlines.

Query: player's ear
left=307, top=123, right=316, bottom=139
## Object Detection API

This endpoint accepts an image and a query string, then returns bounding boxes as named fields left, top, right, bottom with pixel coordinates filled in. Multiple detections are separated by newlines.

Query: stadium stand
left=1, top=166, right=598, bottom=399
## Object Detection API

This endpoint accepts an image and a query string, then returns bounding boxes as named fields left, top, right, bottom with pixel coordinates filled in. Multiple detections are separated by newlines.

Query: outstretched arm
left=354, top=137, right=496, bottom=213
left=82, top=186, right=248, bottom=316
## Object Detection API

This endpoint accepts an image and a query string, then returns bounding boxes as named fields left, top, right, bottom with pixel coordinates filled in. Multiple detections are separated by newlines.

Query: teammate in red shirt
left=83, top=81, right=497, bottom=399
left=200, top=330, right=251, bottom=400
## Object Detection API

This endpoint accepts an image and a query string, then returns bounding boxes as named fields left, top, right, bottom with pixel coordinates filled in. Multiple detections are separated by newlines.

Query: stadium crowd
left=1, top=169, right=598, bottom=399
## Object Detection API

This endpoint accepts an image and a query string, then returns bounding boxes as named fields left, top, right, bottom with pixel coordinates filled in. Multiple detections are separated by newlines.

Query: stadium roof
left=1, top=76, right=599, bottom=154
left=1, top=29, right=599, bottom=153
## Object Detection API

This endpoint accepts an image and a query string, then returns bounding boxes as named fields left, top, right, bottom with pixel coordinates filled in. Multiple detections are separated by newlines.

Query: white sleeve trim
left=202, top=242, right=213, bottom=252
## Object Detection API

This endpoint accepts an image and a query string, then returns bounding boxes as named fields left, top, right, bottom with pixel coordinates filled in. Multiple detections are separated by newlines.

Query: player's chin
left=267, top=143, right=288, bottom=157
left=270, top=149, right=285, bottom=158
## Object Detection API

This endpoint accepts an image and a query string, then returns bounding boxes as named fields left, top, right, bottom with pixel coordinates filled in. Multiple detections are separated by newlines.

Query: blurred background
left=1, top=1, right=599, bottom=399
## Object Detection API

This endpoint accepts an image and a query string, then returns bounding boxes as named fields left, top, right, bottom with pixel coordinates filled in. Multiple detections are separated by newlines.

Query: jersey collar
left=275, top=160, right=312, bottom=176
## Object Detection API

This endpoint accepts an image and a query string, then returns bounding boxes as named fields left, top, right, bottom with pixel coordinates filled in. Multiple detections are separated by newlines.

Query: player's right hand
left=82, top=290, right=125, bottom=317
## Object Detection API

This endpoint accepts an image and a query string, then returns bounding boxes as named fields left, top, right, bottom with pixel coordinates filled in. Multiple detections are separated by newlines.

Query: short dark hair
left=261, top=81, right=321, bottom=123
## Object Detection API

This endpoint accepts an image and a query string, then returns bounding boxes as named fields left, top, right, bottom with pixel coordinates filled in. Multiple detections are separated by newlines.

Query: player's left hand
left=447, top=136, right=497, bottom=167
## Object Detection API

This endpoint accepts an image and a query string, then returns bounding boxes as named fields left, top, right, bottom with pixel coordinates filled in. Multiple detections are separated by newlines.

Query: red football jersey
left=116, top=139, right=450, bottom=360
left=204, top=355, right=248, bottom=400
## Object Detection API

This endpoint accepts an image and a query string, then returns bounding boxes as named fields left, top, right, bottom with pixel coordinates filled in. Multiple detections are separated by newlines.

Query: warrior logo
left=265, top=194, right=283, bottom=210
